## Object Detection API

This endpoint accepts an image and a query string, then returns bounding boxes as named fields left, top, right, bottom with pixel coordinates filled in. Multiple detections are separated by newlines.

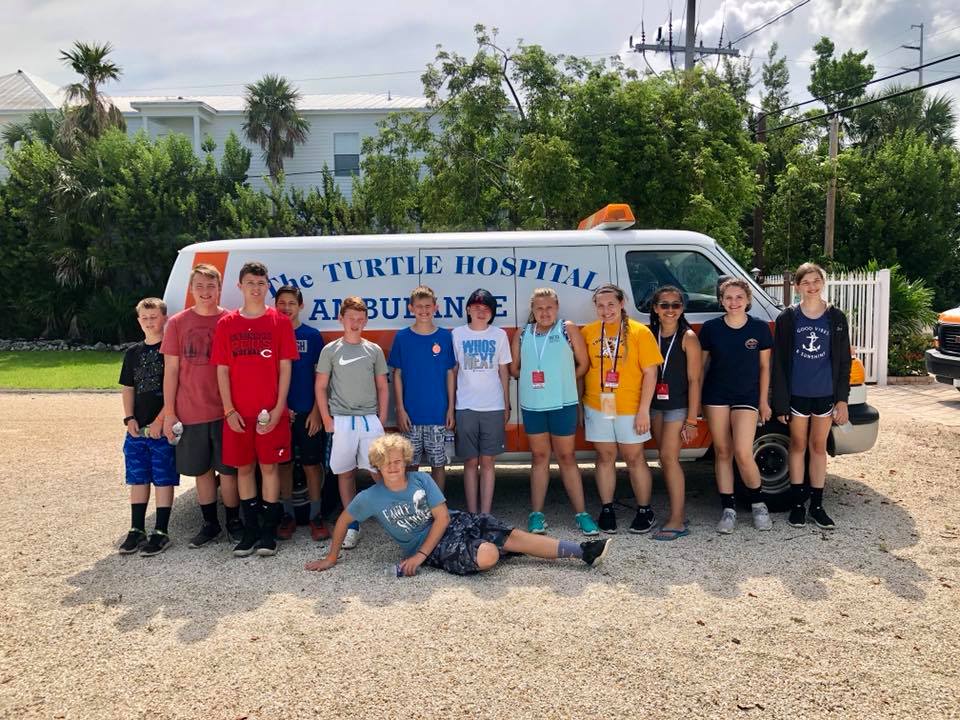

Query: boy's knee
left=479, top=455, right=495, bottom=470
left=476, top=542, right=499, bottom=571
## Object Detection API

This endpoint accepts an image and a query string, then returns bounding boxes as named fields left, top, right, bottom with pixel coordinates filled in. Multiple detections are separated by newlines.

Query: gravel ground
left=1, top=393, right=959, bottom=719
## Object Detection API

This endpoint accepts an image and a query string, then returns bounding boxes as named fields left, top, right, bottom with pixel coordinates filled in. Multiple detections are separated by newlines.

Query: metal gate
left=761, top=269, right=891, bottom=386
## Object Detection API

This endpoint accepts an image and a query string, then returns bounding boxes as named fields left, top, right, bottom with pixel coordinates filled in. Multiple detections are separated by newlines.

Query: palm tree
left=854, top=86, right=956, bottom=150
left=242, top=74, right=310, bottom=178
left=59, top=41, right=126, bottom=140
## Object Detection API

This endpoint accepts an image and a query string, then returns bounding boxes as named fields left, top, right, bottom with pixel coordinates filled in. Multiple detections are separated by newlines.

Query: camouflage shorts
left=424, top=511, right=515, bottom=575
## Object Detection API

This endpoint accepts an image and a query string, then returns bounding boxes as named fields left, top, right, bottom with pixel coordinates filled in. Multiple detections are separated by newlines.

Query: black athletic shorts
left=789, top=395, right=834, bottom=418
left=283, top=411, right=326, bottom=466
left=176, top=420, right=236, bottom=476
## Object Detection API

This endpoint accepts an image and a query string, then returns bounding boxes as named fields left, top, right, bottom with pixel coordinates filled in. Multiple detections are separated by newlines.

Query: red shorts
left=222, top=414, right=292, bottom=467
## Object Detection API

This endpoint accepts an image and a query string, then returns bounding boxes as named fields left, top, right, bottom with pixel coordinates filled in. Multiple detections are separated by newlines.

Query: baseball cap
left=466, top=288, right=497, bottom=325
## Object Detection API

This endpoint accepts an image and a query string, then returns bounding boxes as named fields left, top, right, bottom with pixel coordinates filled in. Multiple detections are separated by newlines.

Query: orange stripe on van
left=185, top=251, right=230, bottom=309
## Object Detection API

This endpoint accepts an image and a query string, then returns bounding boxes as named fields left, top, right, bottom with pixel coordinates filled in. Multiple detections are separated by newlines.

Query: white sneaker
left=342, top=527, right=360, bottom=549
left=751, top=502, right=773, bottom=531
left=716, top=508, right=737, bottom=534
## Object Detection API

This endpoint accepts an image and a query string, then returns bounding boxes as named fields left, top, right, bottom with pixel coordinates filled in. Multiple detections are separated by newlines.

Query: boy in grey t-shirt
left=315, top=296, right=389, bottom=549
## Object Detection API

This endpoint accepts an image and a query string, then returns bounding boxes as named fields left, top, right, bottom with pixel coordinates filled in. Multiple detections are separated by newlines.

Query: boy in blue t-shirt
left=275, top=285, right=328, bottom=541
left=388, top=286, right=456, bottom=490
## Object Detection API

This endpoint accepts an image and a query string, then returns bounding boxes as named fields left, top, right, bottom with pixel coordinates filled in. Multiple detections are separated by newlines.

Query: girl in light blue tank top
left=509, top=289, right=600, bottom=537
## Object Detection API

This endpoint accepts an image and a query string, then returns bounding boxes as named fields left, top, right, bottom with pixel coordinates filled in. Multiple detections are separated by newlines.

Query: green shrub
left=888, top=333, right=931, bottom=376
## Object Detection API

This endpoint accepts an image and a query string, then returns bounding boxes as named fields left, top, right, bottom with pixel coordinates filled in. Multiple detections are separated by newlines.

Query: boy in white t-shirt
left=452, top=289, right=512, bottom=514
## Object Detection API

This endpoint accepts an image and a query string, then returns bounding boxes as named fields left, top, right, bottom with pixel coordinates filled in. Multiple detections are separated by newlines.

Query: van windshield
left=626, top=250, right=726, bottom=313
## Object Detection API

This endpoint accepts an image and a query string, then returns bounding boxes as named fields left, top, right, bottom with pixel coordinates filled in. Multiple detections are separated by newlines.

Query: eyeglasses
left=656, top=301, right=683, bottom=310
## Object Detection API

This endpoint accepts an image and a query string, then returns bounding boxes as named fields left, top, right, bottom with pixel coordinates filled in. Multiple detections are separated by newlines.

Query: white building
left=0, top=69, right=428, bottom=199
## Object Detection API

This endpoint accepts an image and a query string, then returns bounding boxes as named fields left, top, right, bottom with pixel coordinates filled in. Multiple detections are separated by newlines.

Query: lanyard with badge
left=655, top=329, right=678, bottom=401
left=529, top=322, right=553, bottom=389
left=599, top=322, right=622, bottom=418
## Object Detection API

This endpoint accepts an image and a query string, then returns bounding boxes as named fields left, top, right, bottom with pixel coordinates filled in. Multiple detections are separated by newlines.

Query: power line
left=730, top=0, right=811, bottom=46
left=764, top=71, right=960, bottom=133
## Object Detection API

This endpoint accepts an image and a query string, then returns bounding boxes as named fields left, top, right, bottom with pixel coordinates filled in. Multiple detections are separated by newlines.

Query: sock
left=310, top=500, right=322, bottom=520
left=200, top=502, right=219, bottom=527
left=749, top=486, right=764, bottom=505
left=557, top=540, right=583, bottom=559
left=224, top=504, right=241, bottom=524
left=638, top=504, right=652, bottom=515
left=601, top=502, right=614, bottom=512
left=260, top=502, right=281, bottom=542
left=810, top=487, right=824, bottom=509
left=242, top=498, right=261, bottom=529
left=131, top=503, right=147, bottom=532
left=348, top=519, right=360, bottom=531
left=790, top=484, right=806, bottom=507
left=155, top=506, right=171, bottom=533
left=282, top=499, right=295, bottom=516
left=720, top=493, right=736, bottom=510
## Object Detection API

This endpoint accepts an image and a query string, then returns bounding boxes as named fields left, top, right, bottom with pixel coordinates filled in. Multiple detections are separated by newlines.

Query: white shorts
left=328, top=415, right=384, bottom=474
left=584, top=406, right=652, bottom=445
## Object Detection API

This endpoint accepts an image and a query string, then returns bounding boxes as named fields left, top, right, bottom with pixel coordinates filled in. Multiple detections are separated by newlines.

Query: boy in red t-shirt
left=212, top=261, right=299, bottom=557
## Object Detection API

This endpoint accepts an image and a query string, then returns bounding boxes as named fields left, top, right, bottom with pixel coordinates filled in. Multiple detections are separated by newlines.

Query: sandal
left=652, top=526, right=690, bottom=541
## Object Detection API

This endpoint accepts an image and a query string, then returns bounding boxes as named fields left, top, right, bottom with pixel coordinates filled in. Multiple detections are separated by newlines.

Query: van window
left=626, top=250, right=724, bottom=313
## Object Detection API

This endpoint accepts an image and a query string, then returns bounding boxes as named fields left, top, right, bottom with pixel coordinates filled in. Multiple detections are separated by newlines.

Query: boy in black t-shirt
left=118, top=298, right=179, bottom=556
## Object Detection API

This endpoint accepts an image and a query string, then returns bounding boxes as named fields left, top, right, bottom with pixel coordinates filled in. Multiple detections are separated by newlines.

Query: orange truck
left=926, top=306, right=960, bottom=391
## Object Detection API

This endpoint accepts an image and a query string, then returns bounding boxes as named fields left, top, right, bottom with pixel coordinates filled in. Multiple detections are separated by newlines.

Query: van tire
left=733, top=422, right=795, bottom=512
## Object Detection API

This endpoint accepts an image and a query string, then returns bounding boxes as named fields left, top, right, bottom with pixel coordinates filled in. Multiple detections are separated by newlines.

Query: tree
left=58, top=41, right=126, bottom=141
left=807, top=37, right=874, bottom=113
left=760, top=43, right=790, bottom=117
left=853, top=87, right=957, bottom=150
left=242, top=74, right=310, bottom=179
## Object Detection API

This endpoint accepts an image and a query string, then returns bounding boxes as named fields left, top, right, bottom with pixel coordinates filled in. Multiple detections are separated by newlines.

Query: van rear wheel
left=733, top=424, right=795, bottom=512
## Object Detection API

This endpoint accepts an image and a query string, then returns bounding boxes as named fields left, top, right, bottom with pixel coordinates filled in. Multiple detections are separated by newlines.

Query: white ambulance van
left=163, top=205, right=879, bottom=505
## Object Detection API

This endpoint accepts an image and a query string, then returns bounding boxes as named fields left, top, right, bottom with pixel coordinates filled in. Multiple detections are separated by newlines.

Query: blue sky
left=3, top=0, right=958, bottom=110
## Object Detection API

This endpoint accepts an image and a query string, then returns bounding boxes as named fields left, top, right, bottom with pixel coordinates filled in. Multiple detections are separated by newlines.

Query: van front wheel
left=733, top=424, right=795, bottom=512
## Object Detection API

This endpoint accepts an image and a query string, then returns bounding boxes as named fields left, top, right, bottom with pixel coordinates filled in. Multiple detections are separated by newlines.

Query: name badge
left=531, top=370, right=545, bottom=389
left=600, top=392, right=617, bottom=419
left=656, top=383, right=670, bottom=401
left=604, top=370, right=620, bottom=388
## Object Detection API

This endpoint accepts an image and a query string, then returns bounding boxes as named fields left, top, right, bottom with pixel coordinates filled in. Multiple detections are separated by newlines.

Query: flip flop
left=652, top=526, right=690, bottom=541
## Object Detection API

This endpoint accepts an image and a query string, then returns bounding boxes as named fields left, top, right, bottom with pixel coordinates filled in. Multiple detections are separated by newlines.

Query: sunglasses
left=656, top=301, right=683, bottom=310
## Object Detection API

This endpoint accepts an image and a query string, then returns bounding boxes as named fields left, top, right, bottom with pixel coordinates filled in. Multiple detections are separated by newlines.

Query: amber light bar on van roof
left=577, top=204, right=636, bottom=231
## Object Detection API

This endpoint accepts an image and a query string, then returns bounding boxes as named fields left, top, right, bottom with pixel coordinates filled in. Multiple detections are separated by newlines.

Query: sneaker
left=597, top=505, right=618, bottom=534
left=188, top=522, right=222, bottom=549
left=309, top=516, right=330, bottom=541
left=256, top=536, right=278, bottom=556
left=716, top=508, right=737, bottom=534
left=629, top=507, right=656, bottom=534
left=139, top=531, right=171, bottom=557
left=810, top=506, right=836, bottom=530
left=233, top=526, right=260, bottom=558
left=575, top=512, right=600, bottom=536
left=342, top=527, right=360, bottom=549
left=751, top=502, right=773, bottom=531
left=276, top=514, right=297, bottom=541
left=527, top=511, right=547, bottom=534
left=580, top=538, right=611, bottom=567
left=118, top=528, right=146, bottom=555
left=226, top=518, right=245, bottom=544
left=788, top=504, right=807, bottom=528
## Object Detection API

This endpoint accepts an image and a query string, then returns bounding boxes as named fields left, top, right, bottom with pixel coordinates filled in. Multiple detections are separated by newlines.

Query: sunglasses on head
left=656, top=301, right=683, bottom=310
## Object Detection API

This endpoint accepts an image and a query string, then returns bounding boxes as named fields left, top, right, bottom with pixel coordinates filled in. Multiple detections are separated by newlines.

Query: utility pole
left=629, top=0, right=739, bottom=72
left=684, top=0, right=696, bottom=71
left=902, top=22, right=924, bottom=86
left=824, top=114, right=839, bottom=258
left=753, top=113, right=767, bottom=271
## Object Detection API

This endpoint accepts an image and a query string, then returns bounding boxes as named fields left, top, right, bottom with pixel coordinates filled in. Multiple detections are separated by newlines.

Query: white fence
left=761, top=269, right=891, bottom=386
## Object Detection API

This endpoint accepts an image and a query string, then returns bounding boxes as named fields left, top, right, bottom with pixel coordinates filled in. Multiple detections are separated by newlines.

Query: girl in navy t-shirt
left=699, top=278, right=774, bottom=535
left=771, top=263, right=851, bottom=531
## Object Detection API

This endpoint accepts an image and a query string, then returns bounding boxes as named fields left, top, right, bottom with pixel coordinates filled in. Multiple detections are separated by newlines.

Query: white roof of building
left=112, top=93, right=428, bottom=114
left=0, top=70, right=65, bottom=112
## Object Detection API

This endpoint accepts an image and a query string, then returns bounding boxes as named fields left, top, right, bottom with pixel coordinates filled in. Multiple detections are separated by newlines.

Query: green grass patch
left=0, top=351, right=123, bottom=390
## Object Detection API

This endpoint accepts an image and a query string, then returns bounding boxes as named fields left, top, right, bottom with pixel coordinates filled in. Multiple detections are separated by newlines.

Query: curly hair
left=368, top=434, right=414, bottom=470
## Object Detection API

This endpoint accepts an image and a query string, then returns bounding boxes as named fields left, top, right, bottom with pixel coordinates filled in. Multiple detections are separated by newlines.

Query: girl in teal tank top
left=510, top=289, right=600, bottom=537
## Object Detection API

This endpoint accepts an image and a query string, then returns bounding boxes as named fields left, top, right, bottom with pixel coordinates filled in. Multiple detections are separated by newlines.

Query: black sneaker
left=788, top=504, right=807, bottom=528
left=597, top=506, right=618, bottom=534
left=188, top=522, right=222, bottom=548
left=810, top=506, right=836, bottom=530
left=255, top=536, right=278, bottom=557
left=118, top=528, right=146, bottom=554
left=226, top=518, right=245, bottom=544
left=581, top=539, right=611, bottom=567
left=140, top=531, right=171, bottom=557
left=629, top=507, right=656, bottom=534
left=233, top=526, right=260, bottom=557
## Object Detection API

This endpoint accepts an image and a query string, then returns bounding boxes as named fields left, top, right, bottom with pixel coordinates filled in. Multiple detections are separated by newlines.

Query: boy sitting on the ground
left=119, top=298, right=178, bottom=557
left=305, top=434, right=611, bottom=576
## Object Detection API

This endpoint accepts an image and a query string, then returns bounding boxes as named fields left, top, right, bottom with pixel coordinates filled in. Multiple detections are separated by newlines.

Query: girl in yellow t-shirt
left=581, top=284, right=663, bottom=534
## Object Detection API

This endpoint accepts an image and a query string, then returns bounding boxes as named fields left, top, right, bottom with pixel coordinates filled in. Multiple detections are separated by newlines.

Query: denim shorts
left=651, top=407, right=687, bottom=423
left=521, top=404, right=578, bottom=436
left=584, top=406, right=651, bottom=445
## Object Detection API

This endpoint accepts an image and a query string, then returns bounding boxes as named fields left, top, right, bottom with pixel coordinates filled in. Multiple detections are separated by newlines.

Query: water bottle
left=394, top=563, right=405, bottom=578
left=139, top=426, right=151, bottom=438
left=257, top=408, right=270, bottom=433
left=170, top=421, right=184, bottom=446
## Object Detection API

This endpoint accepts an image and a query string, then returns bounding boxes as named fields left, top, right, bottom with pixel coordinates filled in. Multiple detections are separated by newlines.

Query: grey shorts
left=651, top=407, right=687, bottom=423
left=176, top=420, right=236, bottom=477
left=454, top=409, right=505, bottom=458
left=404, top=424, right=447, bottom=467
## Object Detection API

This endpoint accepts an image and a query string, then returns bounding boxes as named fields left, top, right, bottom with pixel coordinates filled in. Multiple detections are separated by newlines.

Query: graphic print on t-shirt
left=182, top=327, right=214, bottom=364
left=132, top=347, right=163, bottom=394
left=796, top=323, right=828, bottom=361
left=381, top=489, right=432, bottom=532
left=226, top=330, right=275, bottom=358
left=460, top=338, right=499, bottom=369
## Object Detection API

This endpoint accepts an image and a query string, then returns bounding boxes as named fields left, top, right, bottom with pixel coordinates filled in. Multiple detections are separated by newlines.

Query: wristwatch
left=123, top=415, right=135, bottom=425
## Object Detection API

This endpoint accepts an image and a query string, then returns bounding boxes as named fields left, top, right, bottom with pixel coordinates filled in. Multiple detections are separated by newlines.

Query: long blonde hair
left=525, top=287, right=559, bottom=325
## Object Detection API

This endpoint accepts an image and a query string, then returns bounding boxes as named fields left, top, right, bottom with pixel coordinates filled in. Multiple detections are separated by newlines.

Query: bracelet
left=224, top=409, right=237, bottom=419
left=416, top=550, right=428, bottom=559
left=123, top=415, right=135, bottom=425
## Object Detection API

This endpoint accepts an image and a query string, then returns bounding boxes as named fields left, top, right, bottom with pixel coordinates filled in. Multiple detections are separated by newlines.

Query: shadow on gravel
left=62, top=463, right=927, bottom=641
